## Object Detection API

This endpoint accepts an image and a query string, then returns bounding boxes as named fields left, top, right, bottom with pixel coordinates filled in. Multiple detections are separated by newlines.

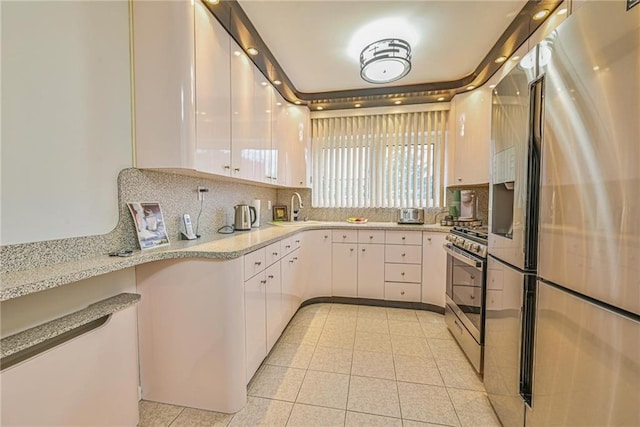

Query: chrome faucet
left=290, top=192, right=304, bottom=222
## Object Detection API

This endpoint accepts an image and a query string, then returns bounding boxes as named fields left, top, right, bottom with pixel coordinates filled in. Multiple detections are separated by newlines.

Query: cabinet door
left=281, top=250, right=301, bottom=322
left=422, top=232, right=447, bottom=308
left=271, top=91, right=287, bottom=185
left=194, top=1, right=231, bottom=175
left=265, top=262, right=282, bottom=351
left=302, top=230, right=332, bottom=300
left=288, top=105, right=310, bottom=187
left=230, top=43, right=254, bottom=180
left=244, top=272, right=266, bottom=380
left=253, top=69, right=272, bottom=184
left=452, top=87, right=491, bottom=185
left=357, top=244, right=385, bottom=299
left=332, top=243, right=358, bottom=297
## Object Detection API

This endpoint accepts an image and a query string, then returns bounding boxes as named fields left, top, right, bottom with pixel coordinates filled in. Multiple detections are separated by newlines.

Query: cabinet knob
left=289, top=260, right=295, bottom=263
left=470, top=294, right=475, bottom=300
left=401, top=253, right=406, bottom=257
left=401, top=272, right=405, bottom=276
left=342, top=235, right=347, bottom=239
left=293, top=257, right=298, bottom=261
left=255, top=261, right=262, bottom=266
left=350, top=248, right=354, bottom=252
left=234, top=168, right=240, bottom=172
left=401, top=291, right=405, bottom=295
left=402, top=236, right=406, bottom=240
left=223, top=165, right=230, bottom=169
left=427, top=237, right=432, bottom=242
left=362, top=248, right=366, bottom=252
left=295, top=240, right=300, bottom=243
left=268, top=275, right=274, bottom=279
left=369, top=235, right=374, bottom=239
left=285, top=245, right=291, bottom=249
left=299, top=181, right=303, bottom=185
left=324, top=235, right=328, bottom=239
left=272, top=252, right=278, bottom=256
left=260, top=280, right=267, bottom=284
left=457, top=177, right=462, bottom=182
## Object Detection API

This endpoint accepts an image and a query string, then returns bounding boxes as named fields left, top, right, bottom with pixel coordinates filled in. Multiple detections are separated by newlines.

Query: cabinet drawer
left=384, top=282, right=421, bottom=302
left=244, top=248, right=266, bottom=280
left=358, top=230, right=385, bottom=244
left=385, top=263, right=422, bottom=283
left=385, top=230, right=422, bottom=245
left=265, top=241, right=282, bottom=266
left=332, top=230, right=358, bottom=243
left=385, top=245, right=422, bottom=264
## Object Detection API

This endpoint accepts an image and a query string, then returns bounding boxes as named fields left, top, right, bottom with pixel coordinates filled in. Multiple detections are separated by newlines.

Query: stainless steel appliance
left=397, top=208, right=424, bottom=224
left=444, top=226, right=488, bottom=373
left=234, top=204, right=256, bottom=231
left=458, top=190, right=477, bottom=220
left=485, top=3, right=640, bottom=426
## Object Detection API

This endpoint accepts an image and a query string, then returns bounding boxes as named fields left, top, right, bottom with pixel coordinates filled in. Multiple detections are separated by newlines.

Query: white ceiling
left=238, top=0, right=529, bottom=93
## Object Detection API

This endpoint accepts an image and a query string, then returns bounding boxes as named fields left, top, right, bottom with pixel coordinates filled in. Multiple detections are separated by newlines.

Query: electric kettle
left=234, top=204, right=257, bottom=231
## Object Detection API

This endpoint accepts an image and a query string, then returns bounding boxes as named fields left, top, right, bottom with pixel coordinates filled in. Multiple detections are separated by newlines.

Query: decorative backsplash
left=445, top=184, right=489, bottom=225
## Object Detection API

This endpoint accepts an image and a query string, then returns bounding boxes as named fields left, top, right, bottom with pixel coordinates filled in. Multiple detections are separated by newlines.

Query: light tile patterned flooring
left=139, top=303, right=500, bottom=427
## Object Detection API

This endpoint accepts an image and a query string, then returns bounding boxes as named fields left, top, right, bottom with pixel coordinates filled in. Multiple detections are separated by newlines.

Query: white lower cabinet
left=281, top=248, right=303, bottom=321
left=265, top=262, right=283, bottom=352
left=332, top=243, right=358, bottom=297
left=422, top=232, right=447, bottom=308
left=244, top=271, right=267, bottom=380
left=357, top=243, right=385, bottom=299
left=384, top=230, right=423, bottom=302
left=302, top=230, right=332, bottom=300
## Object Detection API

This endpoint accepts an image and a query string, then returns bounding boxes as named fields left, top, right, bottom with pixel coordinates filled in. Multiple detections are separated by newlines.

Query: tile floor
left=138, top=303, right=500, bottom=427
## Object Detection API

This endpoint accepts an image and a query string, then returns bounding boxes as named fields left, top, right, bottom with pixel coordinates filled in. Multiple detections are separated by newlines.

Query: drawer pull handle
left=427, top=237, right=432, bottom=242
left=273, top=252, right=278, bottom=256
left=401, top=253, right=406, bottom=257
left=296, top=240, right=300, bottom=243
left=401, top=291, right=405, bottom=295
left=234, top=168, right=240, bottom=172
left=401, top=272, right=405, bottom=276
left=268, top=275, right=274, bottom=279
left=293, top=257, right=298, bottom=261
left=369, top=235, right=374, bottom=239
left=324, top=235, right=328, bottom=239
left=470, top=294, right=475, bottom=300
left=350, top=248, right=354, bottom=252
left=343, top=235, right=347, bottom=239
left=285, top=245, right=291, bottom=249
left=402, top=236, right=406, bottom=240
left=260, top=280, right=267, bottom=284
left=223, top=165, right=230, bottom=169
left=362, top=248, right=366, bottom=252
left=289, top=260, right=295, bottom=263
left=255, top=261, right=262, bottom=266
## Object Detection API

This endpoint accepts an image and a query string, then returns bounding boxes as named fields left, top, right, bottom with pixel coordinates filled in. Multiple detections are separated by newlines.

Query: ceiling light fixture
left=466, top=85, right=475, bottom=91
left=273, top=80, right=282, bottom=85
left=261, top=82, right=268, bottom=86
left=246, top=47, right=259, bottom=56
left=394, top=100, right=402, bottom=105
left=360, top=38, right=412, bottom=84
left=557, top=8, right=568, bottom=15
left=294, top=101, right=301, bottom=105
left=354, top=103, right=361, bottom=108
left=511, top=55, right=521, bottom=61
left=437, top=97, right=445, bottom=101
left=317, top=106, right=324, bottom=110
left=533, top=9, right=549, bottom=20
left=495, top=56, right=507, bottom=64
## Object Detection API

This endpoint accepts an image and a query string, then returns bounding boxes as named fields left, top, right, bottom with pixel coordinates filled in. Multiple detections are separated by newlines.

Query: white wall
left=1, top=1, right=133, bottom=245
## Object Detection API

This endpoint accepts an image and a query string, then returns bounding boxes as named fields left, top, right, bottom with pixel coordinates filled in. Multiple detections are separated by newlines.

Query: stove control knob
left=472, top=244, right=480, bottom=252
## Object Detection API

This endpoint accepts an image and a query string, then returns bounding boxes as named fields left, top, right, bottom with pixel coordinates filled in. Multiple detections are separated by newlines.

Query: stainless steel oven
left=443, top=226, right=488, bottom=374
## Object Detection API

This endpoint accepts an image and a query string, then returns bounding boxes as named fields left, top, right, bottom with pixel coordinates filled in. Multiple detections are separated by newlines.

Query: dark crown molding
left=204, top=0, right=562, bottom=110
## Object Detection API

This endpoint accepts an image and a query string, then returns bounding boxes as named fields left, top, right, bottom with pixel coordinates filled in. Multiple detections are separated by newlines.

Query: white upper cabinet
left=194, top=1, right=231, bottom=176
left=133, top=0, right=196, bottom=170
left=252, top=69, right=273, bottom=184
left=230, top=44, right=254, bottom=180
left=277, top=103, right=311, bottom=188
left=452, top=87, right=492, bottom=185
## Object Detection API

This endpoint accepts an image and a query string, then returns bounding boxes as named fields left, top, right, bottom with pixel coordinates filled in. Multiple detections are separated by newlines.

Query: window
left=311, top=111, right=449, bottom=208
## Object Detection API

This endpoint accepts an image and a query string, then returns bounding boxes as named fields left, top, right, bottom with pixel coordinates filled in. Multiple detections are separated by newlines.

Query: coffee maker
left=459, top=190, right=477, bottom=220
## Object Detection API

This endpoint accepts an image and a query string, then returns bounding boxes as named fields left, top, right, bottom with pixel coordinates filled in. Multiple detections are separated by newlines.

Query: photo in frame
left=127, top=202, right=170, bottom=249
left=272, top=205, right=288, bottom=221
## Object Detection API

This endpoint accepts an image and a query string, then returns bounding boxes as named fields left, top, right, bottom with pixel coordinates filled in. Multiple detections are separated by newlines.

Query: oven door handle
left=443, top=244, right=484, bottom=269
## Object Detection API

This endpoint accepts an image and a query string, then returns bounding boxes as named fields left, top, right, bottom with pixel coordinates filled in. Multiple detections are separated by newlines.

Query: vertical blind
left=312, top=111, right=449, bottom=208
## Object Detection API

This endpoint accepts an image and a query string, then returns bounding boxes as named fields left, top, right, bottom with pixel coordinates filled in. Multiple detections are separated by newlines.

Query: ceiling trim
left=204, top=0, right=562, bottom=110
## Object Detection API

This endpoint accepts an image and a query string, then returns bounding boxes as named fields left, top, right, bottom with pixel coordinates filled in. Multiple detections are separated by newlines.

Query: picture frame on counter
left=272, top=205, right=288, bottom=221
left=127, top=202, right=170, bottom=249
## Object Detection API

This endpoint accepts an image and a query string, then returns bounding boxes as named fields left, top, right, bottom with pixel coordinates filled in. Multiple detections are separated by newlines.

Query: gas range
left=445, top=226, right=488, bottom=258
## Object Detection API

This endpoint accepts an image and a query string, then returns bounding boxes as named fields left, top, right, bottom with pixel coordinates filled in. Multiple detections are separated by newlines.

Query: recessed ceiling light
left=533, top=9, right=549, bottom=20
left=489, top=84, right=496, bottom=89
left=261, top=82, right=268, bottom=86
left=206, top=0, right=220, bottom=4
left=361, top=39, right=412, bottom=84
left=495, top=56, right=507, bottom=64
left=276, top=102, right=282, bottom=106
left=558, top=7, right=568, bottom=15
left=437, top=97, right=445, bottom=101
left=466, top=85, right=475, bottom=91
left=246, top=47, right=259, bottom=56
left=273, top=80, right=282, bottom=85
left=394, top=100, right=402, bottom=105
left=511, top=55, right=521, bottom=62
left=593, top=65, right=600, bottom=71
left=233, top=51, right=241, bottom=57
left=294, top=101, right=302, bottom=105
left=265, top=110, right=271, bottom=113
left=317, top=106, right=324, bottom=110
left=354, top=103, right=361, bottom=108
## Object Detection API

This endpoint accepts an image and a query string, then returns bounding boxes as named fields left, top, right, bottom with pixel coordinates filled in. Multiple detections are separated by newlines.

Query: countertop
left=1, top=221, right=449, bottom=302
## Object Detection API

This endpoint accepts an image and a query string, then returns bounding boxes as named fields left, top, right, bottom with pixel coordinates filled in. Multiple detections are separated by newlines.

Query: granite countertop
left=0, top=293, right=141, bottom=360
left=0, top=221, right=449, bottom=302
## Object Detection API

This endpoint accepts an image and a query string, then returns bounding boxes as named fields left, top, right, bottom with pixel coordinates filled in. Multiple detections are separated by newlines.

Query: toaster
left=397, top=208, right=425, bottom=224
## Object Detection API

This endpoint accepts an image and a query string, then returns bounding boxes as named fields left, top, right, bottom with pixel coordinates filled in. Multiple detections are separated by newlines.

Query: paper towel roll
left=252, top=199, right=261, bottom=228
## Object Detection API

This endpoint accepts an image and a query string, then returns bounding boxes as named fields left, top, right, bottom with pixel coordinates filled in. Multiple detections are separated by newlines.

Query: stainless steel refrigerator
left=485, top=2, right=640, bottom=426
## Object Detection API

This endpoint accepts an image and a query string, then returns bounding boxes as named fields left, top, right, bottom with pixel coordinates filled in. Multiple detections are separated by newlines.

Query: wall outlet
left=197, top=186, right=209, bottom=201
